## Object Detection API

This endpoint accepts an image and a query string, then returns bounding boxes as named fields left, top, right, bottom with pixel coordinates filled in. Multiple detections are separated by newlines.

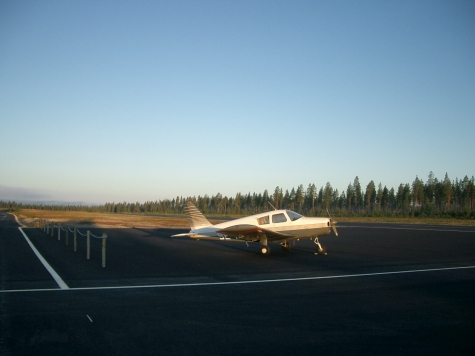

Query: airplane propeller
left=326, top=209, right=339, bottom=236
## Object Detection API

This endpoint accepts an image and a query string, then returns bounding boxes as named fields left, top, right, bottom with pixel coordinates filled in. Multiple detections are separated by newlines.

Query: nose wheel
left=314, top=237, right=327, bottom=255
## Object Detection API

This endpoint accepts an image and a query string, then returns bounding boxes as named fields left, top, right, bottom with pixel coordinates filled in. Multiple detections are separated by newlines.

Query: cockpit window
left=286, top=210, right=303, bottom=221
left=272, top=213, right=287, bottom=223
left=257, top=215, right=269, bottom=225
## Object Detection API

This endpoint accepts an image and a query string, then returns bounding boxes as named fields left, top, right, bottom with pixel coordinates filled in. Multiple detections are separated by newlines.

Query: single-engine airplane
left=172, top=201, right=338, bottom=255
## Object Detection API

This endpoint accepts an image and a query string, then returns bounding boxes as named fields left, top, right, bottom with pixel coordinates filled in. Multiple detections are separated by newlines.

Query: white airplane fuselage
left=172, top=202, right=338, bottom=255
left=190, top=210, right=332, bottom=241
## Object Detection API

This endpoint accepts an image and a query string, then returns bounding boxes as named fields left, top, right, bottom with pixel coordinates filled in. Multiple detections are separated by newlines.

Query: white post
left=102, top=233, right=107, bottom=268
left=87, top=230, right=90, bottom=260
left=74, top=227, right=77, bottom=252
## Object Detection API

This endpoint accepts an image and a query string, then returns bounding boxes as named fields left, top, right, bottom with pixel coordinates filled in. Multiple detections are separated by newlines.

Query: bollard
left=87, top=231, right=90, bottom=260
left=58, top=224, right=61, bottom=241
left=74, top=227, right=77, bottom=252
left=65, top=226, right=69, bottom=246
left=102, top=233, right=107, bottom=267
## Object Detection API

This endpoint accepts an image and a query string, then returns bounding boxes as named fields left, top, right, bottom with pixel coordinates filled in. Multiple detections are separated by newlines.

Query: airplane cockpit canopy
left=286, top=210, right=303, bottom=221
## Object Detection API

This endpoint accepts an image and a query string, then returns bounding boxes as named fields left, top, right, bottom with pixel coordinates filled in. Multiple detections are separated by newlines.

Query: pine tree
left=346, top=183, right=354, bottom=212
left=306, top=183, right=317, bottom=213
left=377, top=183, right=383, bottom=211
left=364, top=181, right=376, bottom=212
left=323, top=182, right=333, bottom=211
left=353, top=176, right=362, bottom=212
left=273, top=186, right=281, bottom=209
left=443, top=173, right=453, bottom=212
left=296, top=184, right=304, bottom=213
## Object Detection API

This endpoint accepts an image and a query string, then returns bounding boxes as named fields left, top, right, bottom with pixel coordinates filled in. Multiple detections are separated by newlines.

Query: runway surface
left=1, top=211, right=474, bottom=355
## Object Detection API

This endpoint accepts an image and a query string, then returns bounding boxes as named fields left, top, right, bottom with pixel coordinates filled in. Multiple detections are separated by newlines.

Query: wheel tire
left=281, top=243, right=291, bottom=251
left=315, top=246, right=327, bottom=255
left=260, top=245, right=270, bottom=255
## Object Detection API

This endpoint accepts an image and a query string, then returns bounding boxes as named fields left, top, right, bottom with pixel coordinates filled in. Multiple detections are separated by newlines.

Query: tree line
left=1, top=172, right=474, bottom=219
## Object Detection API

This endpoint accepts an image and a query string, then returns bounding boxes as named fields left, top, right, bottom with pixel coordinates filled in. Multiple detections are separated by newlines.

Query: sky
left=1, top=0, right=474, bottom=204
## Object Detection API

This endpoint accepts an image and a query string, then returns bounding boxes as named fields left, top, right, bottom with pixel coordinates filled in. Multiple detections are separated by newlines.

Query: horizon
left=1, top=171, right=473, bottom=206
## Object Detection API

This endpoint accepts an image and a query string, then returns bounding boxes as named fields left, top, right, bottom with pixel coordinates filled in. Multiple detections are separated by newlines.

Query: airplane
left=172, top=201, right=338, bottom=255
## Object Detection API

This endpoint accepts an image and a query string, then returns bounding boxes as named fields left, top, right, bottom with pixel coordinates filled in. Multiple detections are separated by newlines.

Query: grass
left=11, top=209, right=193, bottom=228
left=10, top=209, right=475, bottom=228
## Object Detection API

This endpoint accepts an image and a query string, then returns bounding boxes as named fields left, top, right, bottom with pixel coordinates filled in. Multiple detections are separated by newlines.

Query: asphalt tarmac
left=1, top=211, right=475, bottom=355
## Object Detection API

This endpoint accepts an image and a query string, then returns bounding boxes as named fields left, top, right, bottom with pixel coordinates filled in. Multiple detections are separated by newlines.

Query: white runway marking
left=8, top=212, right=26, bottom=227
left=1, top=265, right=474, bottom=294
left=18, top=227, right=69, bottom=290
left=87, top=315, right=93, bottom=322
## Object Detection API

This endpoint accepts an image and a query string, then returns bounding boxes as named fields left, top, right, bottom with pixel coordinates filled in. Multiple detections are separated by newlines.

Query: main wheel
left=281, top=242, right=291, bottom=251
left=260, top=245, right=270, bottom=255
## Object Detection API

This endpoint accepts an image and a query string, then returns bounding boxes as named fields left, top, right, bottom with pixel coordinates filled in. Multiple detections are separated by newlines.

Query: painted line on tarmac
left=338, top=226, right=475, bottom=233
left=18, top=227, right=69, bottom=290
left=2, top=264, right=474, bottom=294
left=7, top=212, right=26, bottom=227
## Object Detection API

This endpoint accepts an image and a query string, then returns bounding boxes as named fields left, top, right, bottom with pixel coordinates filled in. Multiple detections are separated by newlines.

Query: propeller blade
left=326, top=208, right=339, bottom=236
left=331, top=222, right=339, bottom=236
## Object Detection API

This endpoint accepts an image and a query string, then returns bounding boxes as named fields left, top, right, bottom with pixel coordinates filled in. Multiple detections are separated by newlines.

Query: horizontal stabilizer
left=171, top=233, right=195, bottom=237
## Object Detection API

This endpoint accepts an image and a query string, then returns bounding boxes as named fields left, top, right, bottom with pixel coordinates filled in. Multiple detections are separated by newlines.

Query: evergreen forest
left=1, top=172, right=474, bottom=219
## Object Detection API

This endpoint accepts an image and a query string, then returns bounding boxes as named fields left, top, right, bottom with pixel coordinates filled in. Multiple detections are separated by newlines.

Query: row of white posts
left=40, top=220, right=108, bottom=267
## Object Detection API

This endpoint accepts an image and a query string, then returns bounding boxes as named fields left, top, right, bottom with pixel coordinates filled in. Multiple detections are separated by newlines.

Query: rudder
left=184, top=201, right=212, bottom=229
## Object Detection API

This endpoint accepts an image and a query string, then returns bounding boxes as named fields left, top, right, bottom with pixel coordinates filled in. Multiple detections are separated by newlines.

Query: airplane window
left=286, top=210, right=303, bottom=221
left=257, top=216, right=269, bottom=225
left=272, top=213, right=287, bottom=223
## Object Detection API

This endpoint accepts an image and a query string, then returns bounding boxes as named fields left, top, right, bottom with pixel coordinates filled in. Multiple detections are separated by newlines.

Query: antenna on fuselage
left=267, top=201, right=277, bottom=211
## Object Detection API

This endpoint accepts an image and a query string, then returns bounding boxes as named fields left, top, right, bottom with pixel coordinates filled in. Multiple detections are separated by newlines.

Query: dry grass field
left=9, top=209, right=475, bottom=228
left=10, top=209, right=194, bottom=229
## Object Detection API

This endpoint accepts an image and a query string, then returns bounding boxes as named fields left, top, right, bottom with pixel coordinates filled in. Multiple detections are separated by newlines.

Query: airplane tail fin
left=184, top=201, right=212, bottom=229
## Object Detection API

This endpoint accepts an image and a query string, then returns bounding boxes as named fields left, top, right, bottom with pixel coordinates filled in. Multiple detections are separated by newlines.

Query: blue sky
left=1, top=0, right=474, bottom=204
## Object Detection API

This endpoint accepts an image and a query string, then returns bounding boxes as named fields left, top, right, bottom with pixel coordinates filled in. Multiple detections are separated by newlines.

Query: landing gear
left=314, top=237, right=327, bottom=255
left=281, top=241, right=291, bottom=251
left=260, top=237, right=270, bottom=255
left=260, top=245, right=270, bottom=255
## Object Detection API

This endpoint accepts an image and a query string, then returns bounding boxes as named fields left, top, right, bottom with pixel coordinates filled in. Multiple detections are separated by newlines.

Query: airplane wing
left=171, top=232, right=248, bottom=243
left=217, top=224, right=295, bottom=241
